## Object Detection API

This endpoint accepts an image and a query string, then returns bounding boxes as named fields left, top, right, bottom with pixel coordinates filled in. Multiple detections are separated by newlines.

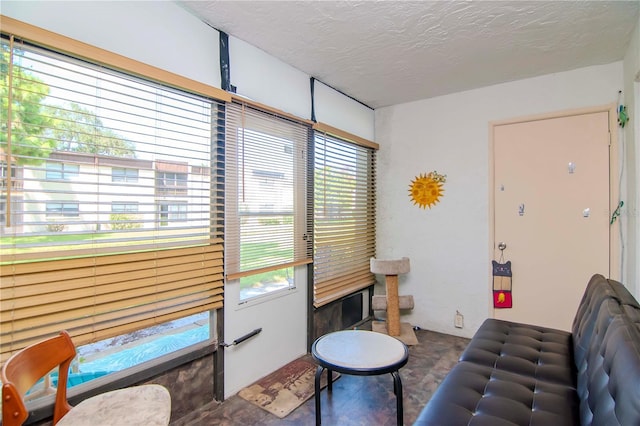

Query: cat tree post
left=370, top=257, right=411, bottom=338
left=385, top=273, right=401, bottom=335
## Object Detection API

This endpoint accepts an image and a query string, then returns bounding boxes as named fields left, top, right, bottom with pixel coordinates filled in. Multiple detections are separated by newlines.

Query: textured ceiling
left=177, top=1, right=640, bottom=109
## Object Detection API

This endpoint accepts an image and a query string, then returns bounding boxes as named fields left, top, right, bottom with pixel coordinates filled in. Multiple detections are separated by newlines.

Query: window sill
left=236, top=285, right=298, bottom=310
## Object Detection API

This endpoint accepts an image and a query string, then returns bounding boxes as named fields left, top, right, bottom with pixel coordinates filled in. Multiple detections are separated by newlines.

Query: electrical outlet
left=455, top=311, right=464, bottom=328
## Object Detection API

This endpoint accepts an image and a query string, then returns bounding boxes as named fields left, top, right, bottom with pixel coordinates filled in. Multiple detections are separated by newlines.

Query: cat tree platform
left=370, top=257, right=418, bottom=345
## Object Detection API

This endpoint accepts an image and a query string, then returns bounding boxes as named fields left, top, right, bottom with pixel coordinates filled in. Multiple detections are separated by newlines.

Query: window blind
left=313, top=131, right=377, bottom=307
left=0, top=36, right=224, bottom=361
left=225, top=101, right=311, bottom=285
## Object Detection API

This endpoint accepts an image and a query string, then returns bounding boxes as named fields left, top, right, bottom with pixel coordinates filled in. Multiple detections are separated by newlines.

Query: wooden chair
left=2, top=331, right=171, bottom=426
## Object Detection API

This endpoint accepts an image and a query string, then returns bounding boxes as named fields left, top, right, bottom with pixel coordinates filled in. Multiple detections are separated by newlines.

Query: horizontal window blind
left=0, top=244, right=223, bottom=361
left=313, top=131, right=376, bottom=307
left=0, top=35, right=224, bottom=359
left=225, top=101, right=311, bottom=282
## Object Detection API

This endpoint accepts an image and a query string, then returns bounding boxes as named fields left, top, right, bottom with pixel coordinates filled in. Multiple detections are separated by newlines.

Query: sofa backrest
left=577, top=315, right=640, bottom=425
left=574, top=297, right=622, bottom=377
left=609, top=279, right=640, bottom=309
left=573, top=275, right=640, bottom=425
left=572, top=274, right=620, bottom=366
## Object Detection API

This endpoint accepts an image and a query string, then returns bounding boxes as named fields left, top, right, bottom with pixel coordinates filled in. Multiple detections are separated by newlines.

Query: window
left=0, top=163, right=9, bottom=180
left=0, top=35, right=224, bottom=378
left=75, top=311, right=211, bottom=383
left=159, top=202, right=187, bottom=226
left=111, top=202, right=139, bottom=213
left=0, top=195, right=21, bottom=231
left=156, top=171, right=188, bottom=187
left=225, top=102, right=312, bottom=301
left=112, top=167, right=139, bottom=182
left=45, top=162, right=79, bottom=180
left=45, top=201, right=80, bottom=217
left=1, top=162, right=18, bottom=189
left=156, top=170, right=188, bottom=196
left=312, top=128, right=377, bottom=307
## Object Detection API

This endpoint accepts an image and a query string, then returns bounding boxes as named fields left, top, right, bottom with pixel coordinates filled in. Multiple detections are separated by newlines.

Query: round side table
left=311, top=329, right=409, bottom=425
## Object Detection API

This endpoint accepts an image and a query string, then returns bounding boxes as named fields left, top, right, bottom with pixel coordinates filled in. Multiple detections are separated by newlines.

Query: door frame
left=488, top=104, right=621, bottom=317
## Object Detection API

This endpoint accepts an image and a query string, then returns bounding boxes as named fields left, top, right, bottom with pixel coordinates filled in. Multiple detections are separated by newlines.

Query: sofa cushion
left=458, top=319, right=575, bottom=386
left=413, top=361, right=579, bottom=425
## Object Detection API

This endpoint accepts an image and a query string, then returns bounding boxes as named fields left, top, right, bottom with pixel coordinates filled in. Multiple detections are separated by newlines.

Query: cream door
left=492, top=110, right=611, bottom=331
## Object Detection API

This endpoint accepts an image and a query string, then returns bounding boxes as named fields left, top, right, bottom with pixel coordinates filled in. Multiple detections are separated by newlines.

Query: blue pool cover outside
left=79, top=325, right=209, bottom=375
left=28, top=325, right=209, bottom=392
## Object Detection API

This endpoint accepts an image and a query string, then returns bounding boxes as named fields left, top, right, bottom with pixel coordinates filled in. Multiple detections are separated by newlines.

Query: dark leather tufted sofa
left=415, top=274, right=640, bottom=425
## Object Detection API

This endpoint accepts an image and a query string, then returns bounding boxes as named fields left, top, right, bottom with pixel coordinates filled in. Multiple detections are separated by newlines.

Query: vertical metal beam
left=307, top=128, right=316, bottom=351
left=219, top=31, right=231, bottom=92
left=213, top=308, right=225, bottom=401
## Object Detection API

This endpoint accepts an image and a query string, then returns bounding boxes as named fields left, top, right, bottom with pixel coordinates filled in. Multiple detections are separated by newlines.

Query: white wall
left=375, top=62, right=623, bottom=338
left=229, top=35, right=311, bottom=120
left=314, top=81, right=376, bottom=141
left=623, top=15, right=640, bottom=299
left=2, top=1, right=222, bottom=88
left=228, top=38, right=375, bottom=140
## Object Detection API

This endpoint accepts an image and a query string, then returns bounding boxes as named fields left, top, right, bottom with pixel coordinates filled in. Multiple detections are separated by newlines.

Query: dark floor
left=172, top=327, right=469, bottom=426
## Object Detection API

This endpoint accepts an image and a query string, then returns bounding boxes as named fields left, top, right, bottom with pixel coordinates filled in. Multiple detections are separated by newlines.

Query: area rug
left=238, top=356, right=339, bottom=418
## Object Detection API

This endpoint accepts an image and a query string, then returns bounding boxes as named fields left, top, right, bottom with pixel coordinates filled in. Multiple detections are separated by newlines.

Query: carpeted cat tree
left=370, top=257, right=418, bottom=345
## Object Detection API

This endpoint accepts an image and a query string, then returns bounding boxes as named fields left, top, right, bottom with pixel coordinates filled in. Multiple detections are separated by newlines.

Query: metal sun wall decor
left=409, top=171, right=447, bottom=209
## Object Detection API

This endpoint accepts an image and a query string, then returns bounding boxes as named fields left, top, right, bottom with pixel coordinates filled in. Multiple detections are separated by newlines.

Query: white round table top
left=313, top=330, right=408, bottom=370
left=56, top=384, right=171, bottom=426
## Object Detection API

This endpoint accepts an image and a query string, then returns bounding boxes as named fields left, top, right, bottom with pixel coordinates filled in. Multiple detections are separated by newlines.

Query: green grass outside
left=0, top=230, right=209, bottom=263
left=240, top=267, right=293, bottom=290
left=239, top=241, right=294, bottom=288
left=0, top=233, right=112, bottom=245
left=240, top=241, right=292, bottom=267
